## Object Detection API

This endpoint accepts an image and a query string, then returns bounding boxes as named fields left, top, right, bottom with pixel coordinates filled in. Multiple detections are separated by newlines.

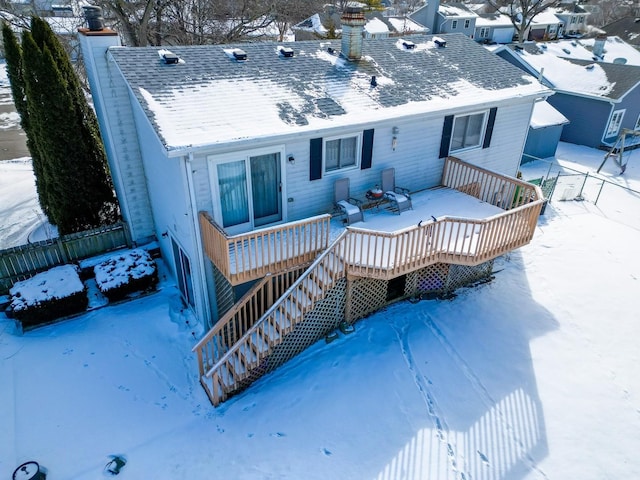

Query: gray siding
left=604, top=85, right=640, bottom=143
left=548, top=93, right=610, bottom=148
left=523, top=125, right=564, bottom=162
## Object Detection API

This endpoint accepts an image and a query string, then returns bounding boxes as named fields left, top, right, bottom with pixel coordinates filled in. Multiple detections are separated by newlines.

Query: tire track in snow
left=392, top=321, right=470, bottom=479
left=419, top=311, right=548, bottom=479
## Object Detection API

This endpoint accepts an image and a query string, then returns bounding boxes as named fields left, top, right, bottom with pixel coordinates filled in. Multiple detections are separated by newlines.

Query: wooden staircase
left=193, top=232, right=348, bottom=406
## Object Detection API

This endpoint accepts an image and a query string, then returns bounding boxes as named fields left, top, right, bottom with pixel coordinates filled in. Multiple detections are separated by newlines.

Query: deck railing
left=443, top=156, right=540, bottom=209
left=344, top=196, right=542, bottom=280
left=199, top=213, right=331, bottom=285
left=192, top=265, right=307, bottom=379
left=198, top=231, right=348, bottom=405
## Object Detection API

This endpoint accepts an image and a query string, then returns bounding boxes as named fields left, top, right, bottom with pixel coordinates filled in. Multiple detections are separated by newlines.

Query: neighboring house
left=522, top=101, right=569, bottom=163
left=435, top=3, right=478, bottom=37
left=552, top=3, right=590, bottom=37
left=475, top=12, right=516, bottom=44
left=409, top=0, right=477, bottom=38
left=79, top=5, right=550, bottom=405
left=292, top=8, right=426, bottom=41
left=495, top=42, right=640, bottom=148
left=601, top=17, right=640, bottom=49
left=527, top=10, right=564, bottom=41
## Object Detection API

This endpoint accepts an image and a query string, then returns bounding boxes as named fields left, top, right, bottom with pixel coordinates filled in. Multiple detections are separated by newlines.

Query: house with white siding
left=79, top=4, right=550, bottom=405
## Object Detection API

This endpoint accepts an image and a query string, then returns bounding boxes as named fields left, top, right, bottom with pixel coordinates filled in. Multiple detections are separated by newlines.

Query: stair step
left=239, top=342, right=258, bottom=363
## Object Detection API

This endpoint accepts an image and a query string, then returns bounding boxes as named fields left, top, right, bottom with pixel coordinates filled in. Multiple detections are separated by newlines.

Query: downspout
left=185, top=153, right=212, bottom=327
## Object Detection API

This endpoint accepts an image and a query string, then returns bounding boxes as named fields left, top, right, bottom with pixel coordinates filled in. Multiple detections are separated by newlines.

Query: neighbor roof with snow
left=505, top=43, right=640, bottom=100
left=438, top=3, right=478, bottom=18
left=108, top=34, right=548, bottom=151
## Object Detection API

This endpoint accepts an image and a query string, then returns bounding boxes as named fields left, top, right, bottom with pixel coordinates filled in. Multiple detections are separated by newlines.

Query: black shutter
left=361, top=129, right=374, bottom=170
left=483, top=107, right=497, bottom=149
left=309, top=138, right=323, bottom=181
left=439, top=115, right=454, bottom=158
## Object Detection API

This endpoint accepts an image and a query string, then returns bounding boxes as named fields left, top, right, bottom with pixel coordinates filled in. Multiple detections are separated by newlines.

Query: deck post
left=344, top=275, right=353, bottom=324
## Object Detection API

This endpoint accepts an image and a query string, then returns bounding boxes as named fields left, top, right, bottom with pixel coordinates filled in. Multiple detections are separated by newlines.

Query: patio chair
left=334, top=177, right=364, bottom=225
left=381, top=167, right=412, bottom=214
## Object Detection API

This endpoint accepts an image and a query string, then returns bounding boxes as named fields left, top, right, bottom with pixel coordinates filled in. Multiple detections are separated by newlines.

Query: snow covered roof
left=530, top=100, right=569, bottom=129
left=530, top=11, right=562, bottom=26
left=578, top=36, right=640, bottom=66
left=505, top=43, right=640, bottom=100
left=364, top=17, right=389, bottom=35
left=387, top=17, right=427, bottom=34
left=292, top=13, right=330, bottom=35
left=108, top=34, right=549, bottom=152
left=438, top=3, right=478, bottom=18
left=475, top=13, right=514, bottom=28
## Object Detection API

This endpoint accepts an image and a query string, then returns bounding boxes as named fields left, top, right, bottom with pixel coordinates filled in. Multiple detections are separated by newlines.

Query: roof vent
left=161, top=51, right=179, bottom=64
left=232, top=48, right=247, bottom=61
left=613, top=57, right=627, bottom=65
left=278, top=46, right=294, bottom=58
left=370, top=76, right=377, bottom=88
left=562, top=48, right=571, bottom=54
left=327, top=47, right=336, bottom=55
left=433, top=37, right=446, bottom=47
left=540, top=44, right=547, bottom=50
left=402, top=40, right=416, bottom=50
left=585, top=64, right=595, bottom=70
left=571, top=40, right=577, bottom=46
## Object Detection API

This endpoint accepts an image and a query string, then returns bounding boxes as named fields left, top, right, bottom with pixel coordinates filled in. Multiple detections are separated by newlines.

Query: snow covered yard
left=1, top=142, right=640, bottom=478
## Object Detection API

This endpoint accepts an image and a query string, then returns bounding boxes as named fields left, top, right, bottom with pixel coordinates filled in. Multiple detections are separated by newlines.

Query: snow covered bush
left=94, top=249, right=158, bottom=301
left=9, top=264, right=88, bottom=328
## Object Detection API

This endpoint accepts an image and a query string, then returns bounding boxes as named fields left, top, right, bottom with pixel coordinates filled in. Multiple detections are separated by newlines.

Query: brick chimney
left=341, top=2, right=366, bottom=61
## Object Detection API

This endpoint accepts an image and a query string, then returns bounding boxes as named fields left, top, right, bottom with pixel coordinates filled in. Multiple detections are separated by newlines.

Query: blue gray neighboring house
left=495, top=42, right=640, bottom=148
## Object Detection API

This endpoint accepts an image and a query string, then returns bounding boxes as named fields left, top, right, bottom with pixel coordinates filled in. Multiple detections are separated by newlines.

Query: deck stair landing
left=193, top=232, right=348, bottom=406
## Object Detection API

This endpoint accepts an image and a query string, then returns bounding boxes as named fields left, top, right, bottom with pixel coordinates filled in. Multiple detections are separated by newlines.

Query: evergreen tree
left=2, top=23, right=52, bottom=220
left=6, top=17, right=119, bottom=235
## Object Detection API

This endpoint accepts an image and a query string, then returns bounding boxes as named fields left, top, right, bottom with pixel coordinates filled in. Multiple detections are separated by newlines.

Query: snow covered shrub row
left=94, top=249, right=158, bottom=301
left=9, top=264, right=88, bottom=328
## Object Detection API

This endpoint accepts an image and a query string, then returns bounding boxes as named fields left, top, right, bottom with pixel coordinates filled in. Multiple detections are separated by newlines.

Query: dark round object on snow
left=13, top=461, right=45, bottom=480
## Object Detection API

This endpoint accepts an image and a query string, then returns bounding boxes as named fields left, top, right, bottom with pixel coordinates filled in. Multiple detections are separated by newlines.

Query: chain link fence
left=521, top=153, right=640, bottom=228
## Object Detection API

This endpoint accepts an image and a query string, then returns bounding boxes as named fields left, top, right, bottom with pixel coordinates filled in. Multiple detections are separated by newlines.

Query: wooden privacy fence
left=0, top=221, right=132, bottom=294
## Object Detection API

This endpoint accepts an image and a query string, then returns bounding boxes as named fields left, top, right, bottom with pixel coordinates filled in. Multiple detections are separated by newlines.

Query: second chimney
left=341, top=2, right=366, bottom=61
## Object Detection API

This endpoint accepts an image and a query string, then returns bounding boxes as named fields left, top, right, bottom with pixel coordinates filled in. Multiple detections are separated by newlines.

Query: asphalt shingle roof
left=510, top=43, right=640, bottom=100
left=108, top=33, right=547, bottom=151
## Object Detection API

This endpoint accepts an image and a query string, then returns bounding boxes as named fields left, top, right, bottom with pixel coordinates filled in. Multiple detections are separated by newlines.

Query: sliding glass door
left=212, top=149, right=283, bottom=234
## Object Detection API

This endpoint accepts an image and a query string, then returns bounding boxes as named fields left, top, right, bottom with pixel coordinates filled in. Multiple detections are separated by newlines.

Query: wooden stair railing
left=193, top=265, right=308, bottom=381
left=199, top=231, right=348, bottom=406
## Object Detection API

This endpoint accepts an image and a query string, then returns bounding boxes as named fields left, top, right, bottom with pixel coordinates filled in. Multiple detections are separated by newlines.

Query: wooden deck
left=194, top=157, right=544, bottom=406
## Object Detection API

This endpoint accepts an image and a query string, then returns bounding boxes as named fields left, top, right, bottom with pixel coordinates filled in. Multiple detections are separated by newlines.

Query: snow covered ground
left=1, top=142, right=640, bottom=479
